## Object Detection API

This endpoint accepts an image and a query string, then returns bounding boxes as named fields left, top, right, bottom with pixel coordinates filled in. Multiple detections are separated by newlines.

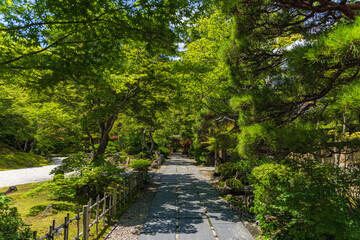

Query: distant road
left=0, top=157, right=66, bottom=188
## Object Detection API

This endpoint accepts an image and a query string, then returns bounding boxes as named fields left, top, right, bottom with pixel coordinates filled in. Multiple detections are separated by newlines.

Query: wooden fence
left=32, top=170, right=145, bottom=240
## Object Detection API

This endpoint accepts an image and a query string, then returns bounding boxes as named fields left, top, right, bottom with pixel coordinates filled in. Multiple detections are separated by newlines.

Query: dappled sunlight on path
left=139, top=153, right=254, bottom=240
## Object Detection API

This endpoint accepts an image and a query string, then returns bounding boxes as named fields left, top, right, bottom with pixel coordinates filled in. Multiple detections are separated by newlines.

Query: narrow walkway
left=139, top=153, right=254, bottom=240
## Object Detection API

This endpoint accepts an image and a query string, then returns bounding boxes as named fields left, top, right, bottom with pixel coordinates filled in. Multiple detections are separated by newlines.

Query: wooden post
left=33, top=231, right=37, bottom=240
left=88, top=198, right=92, bottom=236
left=64, top=213, right=69, bottom=240
left=109, top=195, right=112, bottom=218
left=49, top=226, right=53, bottom=240
left=95, top=195, right=100, bottom=235
left=102, top=193, right=107, bottom=227
left=76, top=208, right=80, bottom=239
left=112, top=188, right=117, bottom=217
left=129, top=175, right=132, bottom=199
left=125, top=177, right=129, bottom=202
left=50, top=220, right=55, bottom=240
left=118, top=185, right=122, bottom=210
left=137, top=172, right=140, bottom=191
left=82, top=205, right=89, bottom=240
left=122, top=179, right=126, bottom=205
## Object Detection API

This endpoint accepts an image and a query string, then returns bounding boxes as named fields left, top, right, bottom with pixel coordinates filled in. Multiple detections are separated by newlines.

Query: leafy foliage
left=251, top=163, right=360, bottom=240
left=129, top=159, right=151, bottom=170
left=157, top=146, right=170, bottom=156
left=25, top=155, right=124, bottom=201
left=0, top=195, right=32, bottom=240
left=225, top=178, right=243, bottom=194
left=218, top=162, right=236, bottom=180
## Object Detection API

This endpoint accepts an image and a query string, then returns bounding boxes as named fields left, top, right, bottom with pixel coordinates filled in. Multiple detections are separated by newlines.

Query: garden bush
left=0, top=195, right=32, bottom=239
left=188, top=143, right=207, bottom=163
left=125, top=146, right=140, bottom=155
left=251, top=163, right=360, bottom=240
left=24, top=158, right=124, bottom=202
left=158, top=146, right=170, bottom=157
left=129, top=159, right=151, bottom=171
left=218, top=162, right=236, bottom=180
left=225, top=178, right=244, bottom=194
left=137, top=152, right=148, bottom=159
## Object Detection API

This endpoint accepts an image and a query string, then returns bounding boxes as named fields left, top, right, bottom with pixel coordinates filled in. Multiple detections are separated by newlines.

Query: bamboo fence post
left=102, top=193, right=107, bottom=227
left=88, top=198, right=92, bottom=236
left=82, top=205, right=89, bottom=240
left=135, top=173, right=138, bottom=191
left=49, top=226, right=53, bottom=240
left=64, top=213, right=69, bottom=240
left=129, top=176, right=132, bottom=200
left=95, top=195, right=100, bottom=235
left=76, top=208, right=80, bottom=239
left=50, top=220, right=55, bottom=240
left=109, top=195, right=112, bottom=211
left=112, top=188, right=117, bottom=217
left=122, top=179, right=126, bottom=205
left=118, top=184, right=122, bottom=210
left=125, top=177, right=128, bottom=202
left=63, top=215, right=67, bottom=240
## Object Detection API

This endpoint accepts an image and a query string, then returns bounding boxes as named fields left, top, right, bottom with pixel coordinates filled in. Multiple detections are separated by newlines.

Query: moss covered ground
left=0, top=183, right=112, bottom=239
left=0, top=143, right=50, bottom=171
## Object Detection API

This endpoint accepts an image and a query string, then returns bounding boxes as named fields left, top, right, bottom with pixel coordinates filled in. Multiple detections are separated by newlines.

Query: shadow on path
left=139, top=153, right=255, bottom=240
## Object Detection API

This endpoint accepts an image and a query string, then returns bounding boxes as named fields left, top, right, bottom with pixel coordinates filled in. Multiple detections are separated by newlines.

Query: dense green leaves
left=0, top=195, right=32, bottom=240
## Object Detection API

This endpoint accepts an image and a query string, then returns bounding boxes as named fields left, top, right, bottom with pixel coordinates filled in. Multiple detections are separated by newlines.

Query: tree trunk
left=142, top=128, right=150, bottom=153
left=149, top=127, right=154, bottom=153
left=24, top=140, right=28, bottom=152
left=92, top=114, right=117, bottom=162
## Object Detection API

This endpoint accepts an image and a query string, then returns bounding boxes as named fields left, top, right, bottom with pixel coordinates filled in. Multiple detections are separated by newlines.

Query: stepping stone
left=177, top=201, right=203, bottom=209
left=178, top=219, right=215, bottom=240
left=178, top=206, right=207, bottom=219
left=198, top=191, right=219, bottom=199
left=151, top=197, right=176, bottom=206
left=140, top=219, right=177, bottom=240
left=207, top=210, right=239, bottom=224
left=139, top=232, right=176, bottom=240
left=155, top=191, right=177, bottom=199
left=212, top=223, right=255, bottom=240
left=147, top=204, right=177, bottom=218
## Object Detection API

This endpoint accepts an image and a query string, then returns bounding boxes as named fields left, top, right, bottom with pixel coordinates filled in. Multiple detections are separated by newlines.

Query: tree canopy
left=1, top=1, right=360, bottom=239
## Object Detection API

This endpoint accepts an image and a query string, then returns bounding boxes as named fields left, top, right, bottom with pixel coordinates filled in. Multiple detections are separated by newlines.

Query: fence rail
left=33, top=170, right=145, bottom=240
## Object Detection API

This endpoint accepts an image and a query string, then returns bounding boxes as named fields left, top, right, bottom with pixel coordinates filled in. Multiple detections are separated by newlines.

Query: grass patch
left=0, top=143, right=50, bottom=171
left=0, top=183, right=112, bottom=239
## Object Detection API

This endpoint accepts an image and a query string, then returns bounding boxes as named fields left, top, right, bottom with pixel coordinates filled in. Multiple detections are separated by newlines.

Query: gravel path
left=0, top=157, right=65, bottom=188
left=104, top=180, right=159, bottom=240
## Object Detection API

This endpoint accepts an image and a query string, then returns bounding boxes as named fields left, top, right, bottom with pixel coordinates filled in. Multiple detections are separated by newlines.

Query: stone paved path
left=139, top=153, right=254, bottom=240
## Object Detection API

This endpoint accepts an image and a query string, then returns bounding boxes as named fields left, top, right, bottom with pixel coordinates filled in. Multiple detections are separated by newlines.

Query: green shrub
left=158, top=146, right=170, bottom=156
left=50, top=154, right=88, bottom=175
left=137, top=152, right=147, bottom=159
left=188, top=144, right=207, bottom=163
left=226, top=178, right=244, bottom=194
left=125, top=146, right=140, bottom=155
left=24, top=160, right=124, bottom=202
left=233, top=159, right=263, bottom=184
left=251, top=163, right=360, bottom=240
left=0, top=195, right=32, bottom=239
left=129, top=159, right=151, bottom=170
left=218, top=162, right=236, bottom=180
